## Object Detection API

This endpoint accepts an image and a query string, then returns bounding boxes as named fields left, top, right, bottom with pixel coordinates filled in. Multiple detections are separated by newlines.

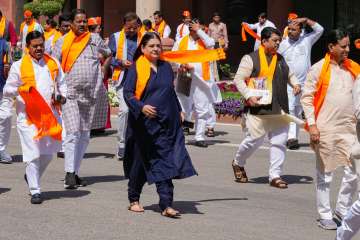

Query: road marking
left=215, top=142, right=314, bottom=154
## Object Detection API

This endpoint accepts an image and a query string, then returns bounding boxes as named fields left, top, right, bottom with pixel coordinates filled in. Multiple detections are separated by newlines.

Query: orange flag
left=241, top=23, right=260, bottom=42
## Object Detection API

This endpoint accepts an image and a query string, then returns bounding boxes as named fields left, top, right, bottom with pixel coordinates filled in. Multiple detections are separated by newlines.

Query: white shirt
left=4, top=56, right=66, bottom=162
left=278, top=23, right=324, bottom=85
left=247, top=20, right=276, bottom=50
left=175, top=23, right=190, bottom=42
left=173, top=30, right=222, bottom=103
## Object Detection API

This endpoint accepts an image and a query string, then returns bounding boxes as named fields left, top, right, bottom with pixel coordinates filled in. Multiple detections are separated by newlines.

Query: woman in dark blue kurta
left=123, top=32, right=197, bottom=217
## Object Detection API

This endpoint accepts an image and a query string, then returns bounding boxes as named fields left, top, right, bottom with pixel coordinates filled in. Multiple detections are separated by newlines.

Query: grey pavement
left=0, top=117, right=358, bottom=240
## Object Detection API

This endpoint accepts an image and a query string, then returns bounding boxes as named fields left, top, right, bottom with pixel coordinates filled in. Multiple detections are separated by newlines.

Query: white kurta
left=246, top=20, right=276, bottom=50
left=301, top=59, right=357, bottom=172
left=3, top=56, right=66, bottom=162
left=175, top=23, right=190, bottom=42
left=173, top=29, right=222, bottom=105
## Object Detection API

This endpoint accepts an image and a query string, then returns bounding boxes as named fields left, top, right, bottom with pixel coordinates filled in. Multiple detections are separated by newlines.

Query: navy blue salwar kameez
left=123, top=60, right=197, bottom=211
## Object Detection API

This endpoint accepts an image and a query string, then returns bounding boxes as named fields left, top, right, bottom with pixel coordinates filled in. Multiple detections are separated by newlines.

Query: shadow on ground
left=0, top=188, right=11, bottom=194
left=84, top=153, right=115, bottom=159
left=186, top=140, right=230, bottom=146
left=90, top=130, right=117, bottom=138
left=249, top=175, right=313, bottom=185
left=11, top=155, right=23, bottom=162
left=42, top=190, right=91, bottom=201
left=82, top=175, right=126, bottom=185
left=144, top=197, right=248, bottom=215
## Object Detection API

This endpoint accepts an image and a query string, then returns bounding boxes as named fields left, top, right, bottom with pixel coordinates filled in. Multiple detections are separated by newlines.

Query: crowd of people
left=0, top=6, right=360, bottom=239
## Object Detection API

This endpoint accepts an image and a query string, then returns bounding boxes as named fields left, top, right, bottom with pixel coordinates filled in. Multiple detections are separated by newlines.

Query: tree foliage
left=24, top=0, right=65, bottom=18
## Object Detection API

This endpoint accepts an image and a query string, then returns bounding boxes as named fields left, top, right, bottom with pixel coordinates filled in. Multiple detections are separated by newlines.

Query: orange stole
left=160, top=48, right=226, bottom=64
left=306, top=54, right=360, bottom=130
left=241, top=23, right=260, bottom=42
left=153, top=20, right=166, bottom=37
left=112, top=30, right=143, bottom=81
left=20, top=20, right=35, bottom=36
left=19, top=54, right=62, bottom=141
left=0, top=16, right=6, bottom=38
left=134, top=55, right=151, bottom=100
left=178, top=35, right=211, bottom=80
left=61, top=30, right=90, bottom=73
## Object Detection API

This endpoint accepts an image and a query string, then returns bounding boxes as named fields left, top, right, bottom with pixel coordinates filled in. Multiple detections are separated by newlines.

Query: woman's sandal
left=128, top=202, right=145, bottom=212
left=270, top=178, right=288, bottom=189
left=206, top=128, right=215, bottom=137
left=161, top=207, right=181, bottom=218
left=232, top=160, right=248, bottom=183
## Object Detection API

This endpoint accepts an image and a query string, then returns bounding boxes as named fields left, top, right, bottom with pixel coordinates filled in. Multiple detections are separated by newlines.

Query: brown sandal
left=161, top=207, right=181, bottom=218
left=206, top=128, right=215, bottom=137
left=270, top=178, right=288, bottom=189
left=128, top=201, right=144, bottom=212
left=232, top=160, right=248, bottom=183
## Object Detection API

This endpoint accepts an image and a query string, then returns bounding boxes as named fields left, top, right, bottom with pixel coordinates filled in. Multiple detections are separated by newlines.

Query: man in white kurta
left=4, top=31, right=66, bottom=204
left=175, top=11, right=191, bottom=42
left=336, top=75, right=360, bottom=239
left=232, top=27, right=300, bottom=188
left=173, top=21, right=222, bottom=147
left=19, top=10, right=43, bottom=54
left=301, top=30, right=358, bottom=230
left=278, top=17, right=324, bottom=149
left=243, top=12, right=276, bottom=51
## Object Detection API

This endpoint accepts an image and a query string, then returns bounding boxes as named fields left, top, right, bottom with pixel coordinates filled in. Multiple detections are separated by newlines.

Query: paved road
left=0, top=117, right=358, bottom=240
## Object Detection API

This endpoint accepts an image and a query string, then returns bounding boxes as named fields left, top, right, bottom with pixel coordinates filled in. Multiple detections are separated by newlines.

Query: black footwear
left=57, top=152, right=64, bottom=158
left=117, top=148, right=125, bottom=161
left=183, top=127, right=190, bottom=136
left=333, top=211, right=343, bottom=227
left=31, top=193, right=43, bottom=204
left=75, top=175, right=87, bottom=187
left=287, top=139, right=300, bottom=150
left=194, top=141, right=208, bottom=148
left=64, top=172, right=77, bottom=189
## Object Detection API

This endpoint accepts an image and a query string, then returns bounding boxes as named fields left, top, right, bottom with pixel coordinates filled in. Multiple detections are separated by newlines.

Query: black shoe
left=57, top=152, right=64, bottom=158
left=117, top=148, right=125, bottom=161
left=31, top=193, right=43, bottom=204
left=287, top=139, right=300, bottom=150
left=64, top=172, right=77, bottom=189
left=194, top=141, right=208, bottom=148
left=75, top=175, right=87, bottom=187
left=183, top=127, right=190, bottom=136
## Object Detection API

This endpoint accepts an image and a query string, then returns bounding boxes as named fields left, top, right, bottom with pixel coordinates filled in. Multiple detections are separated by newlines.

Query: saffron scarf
left=257, top=45, right=277, bottom=94
left=306, top=54, right=360, bottom=130
left=134, top=55, right=151, bottom=100
left=20, top=20, right=35, bottom=36
left=241, top=23, right=260, bottom=42
left=134, top=48, right=226, bottom=100
left=44, top=28, right=61, bottom=47
left=153, top=20, right=166, bottom=38
left=0, top=16, right=6, bottom=38
left=112, top=29, right=143, bottom=81
left=177, top=35, right=211, bottom=80
left=19, top=53, right=62, bottom=141
left=179, top=23, right=185, bottom=38
left=61, top=30, right=91, bottom=73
